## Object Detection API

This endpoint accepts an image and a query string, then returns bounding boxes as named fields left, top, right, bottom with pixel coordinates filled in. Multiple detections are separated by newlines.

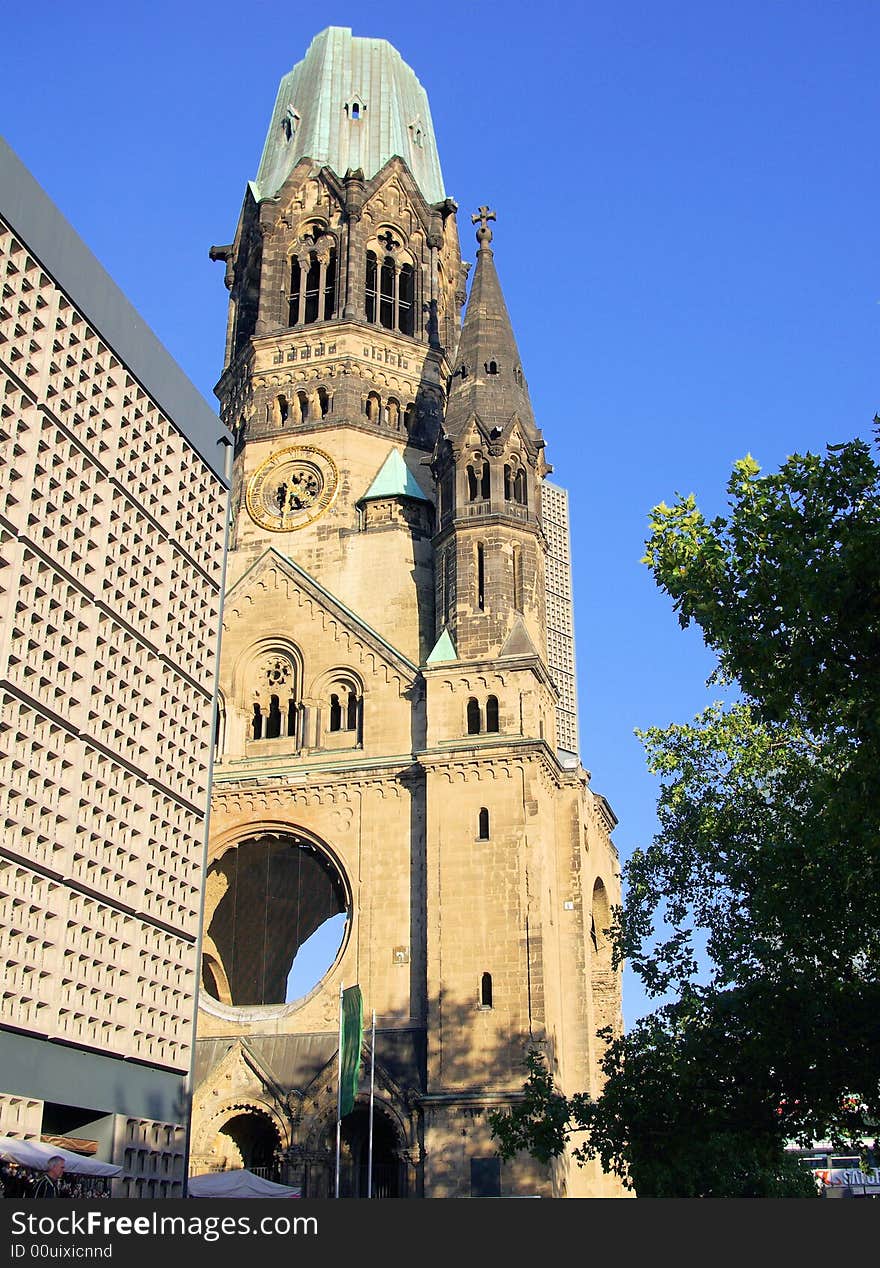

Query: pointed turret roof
left=358, top=448, right=432, bottom=504
left=500, top=615, right=540, bottom=659
left=443, top=209, right=538, bottom=439
left=426, top=628, right=457, bottom=663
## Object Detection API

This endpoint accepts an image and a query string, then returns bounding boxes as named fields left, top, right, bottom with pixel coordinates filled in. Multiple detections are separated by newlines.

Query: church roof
left=254, top=27, right=446, bottom=205
left=443, top=212, right=539, bottom=439
left=358, top=448, right=433, bottom=504
left=426, top=628, right=458, bottom=663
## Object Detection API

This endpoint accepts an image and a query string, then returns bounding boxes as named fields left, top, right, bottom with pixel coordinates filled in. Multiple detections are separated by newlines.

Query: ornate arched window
left=249, top=651, right=300, bottom=745
left=326, top=676, right=363, bottom=739
left=467, top=461, right=489, bottom=502
left=288, top=225, right=337, bottom=327
left=466, top=697, right=481, bottom=735
left=505, top=462, right=527, bottom=506
left=365, top=231, right=417, bottom=336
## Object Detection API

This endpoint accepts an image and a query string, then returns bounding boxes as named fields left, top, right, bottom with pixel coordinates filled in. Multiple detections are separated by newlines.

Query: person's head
left=46, top=1156, right=65, bottom=1181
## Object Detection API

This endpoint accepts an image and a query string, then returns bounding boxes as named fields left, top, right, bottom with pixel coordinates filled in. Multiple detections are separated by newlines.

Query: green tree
left=490, top=428, right=880, bottom=1196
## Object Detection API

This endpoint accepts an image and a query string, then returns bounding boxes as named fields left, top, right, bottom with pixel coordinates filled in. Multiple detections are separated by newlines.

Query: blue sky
left=4, top=1, right=877, bottom=1027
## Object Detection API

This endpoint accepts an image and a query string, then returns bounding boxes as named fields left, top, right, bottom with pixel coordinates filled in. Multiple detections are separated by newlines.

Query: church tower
left=191, top=27, right=624, bottom=1199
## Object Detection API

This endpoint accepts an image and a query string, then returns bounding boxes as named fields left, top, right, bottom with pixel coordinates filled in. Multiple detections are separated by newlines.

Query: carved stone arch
left=366, top=221, right=413, bottom=261
left=591, top=876, right=612, bottom=959
left=194, top=1097, right=291, bottom=1166
left=233, top=637, right=304, bottom=705
left=311, top=665, right=365, bottom=738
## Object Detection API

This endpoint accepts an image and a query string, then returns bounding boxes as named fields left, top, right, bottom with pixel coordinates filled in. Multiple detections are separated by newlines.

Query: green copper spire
left=255, top=27, right=446, bottom=205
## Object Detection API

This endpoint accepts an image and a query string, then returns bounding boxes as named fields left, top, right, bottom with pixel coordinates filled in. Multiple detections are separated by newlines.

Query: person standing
left=32, top=1156, right=65, bottom=1198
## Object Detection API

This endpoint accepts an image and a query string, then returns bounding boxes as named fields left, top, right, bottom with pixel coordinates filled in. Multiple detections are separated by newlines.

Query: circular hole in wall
left=202, top=833, right=349, bottom=1007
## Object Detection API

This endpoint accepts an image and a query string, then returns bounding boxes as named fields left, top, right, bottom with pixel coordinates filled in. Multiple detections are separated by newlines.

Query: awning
left=0, top=1136, right=122, bottom=1177
left=187, top=1169, right=302, bottom=1198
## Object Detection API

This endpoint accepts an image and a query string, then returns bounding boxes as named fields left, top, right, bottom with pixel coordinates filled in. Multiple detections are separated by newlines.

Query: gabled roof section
left=444, top=212, right=542, bottom=444
left=255, top=27, right=446, bottom=205
left=358, top=448, right=433, bottom=505
left=225, top=548, right=419, bottom=684
left=426, top=628, right=458, bottom=663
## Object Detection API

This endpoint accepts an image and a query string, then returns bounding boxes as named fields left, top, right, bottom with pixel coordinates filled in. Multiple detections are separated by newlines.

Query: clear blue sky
left=4, top=1, right=877, bottom=1027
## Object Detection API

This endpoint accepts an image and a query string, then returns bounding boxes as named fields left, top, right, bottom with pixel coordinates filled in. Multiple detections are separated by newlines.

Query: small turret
left=432, top=212, right=550, bottom=662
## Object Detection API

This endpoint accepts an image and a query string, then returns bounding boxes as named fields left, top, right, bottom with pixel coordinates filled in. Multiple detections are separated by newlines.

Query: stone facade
left=191, top=26, right=624, bottom=1199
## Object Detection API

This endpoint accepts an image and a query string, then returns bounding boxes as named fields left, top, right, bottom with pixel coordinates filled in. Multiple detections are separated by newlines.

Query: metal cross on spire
left=471, top=205, right=496, bottom=246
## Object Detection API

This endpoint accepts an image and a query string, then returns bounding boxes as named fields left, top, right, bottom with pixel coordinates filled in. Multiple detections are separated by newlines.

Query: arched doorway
left=216, top=1110, right=281, bottom=1180
left=338, top=1105, right=405, bottom=1198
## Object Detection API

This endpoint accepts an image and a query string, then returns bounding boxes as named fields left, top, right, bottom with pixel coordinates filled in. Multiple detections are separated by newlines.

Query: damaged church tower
left=191, top=26, right=623, bottom=1198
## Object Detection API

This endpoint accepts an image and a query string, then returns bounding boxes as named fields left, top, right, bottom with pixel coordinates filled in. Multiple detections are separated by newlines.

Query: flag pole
left=367, top=1010, right=376, bottom=1198
left=334, top=982, right=343, bottom=1198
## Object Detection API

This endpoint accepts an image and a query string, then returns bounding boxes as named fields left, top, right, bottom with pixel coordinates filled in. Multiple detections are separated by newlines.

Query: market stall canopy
left=187, top=1169, right=302, bottom=1198
left=0, top=1136, right=121, bottom=1177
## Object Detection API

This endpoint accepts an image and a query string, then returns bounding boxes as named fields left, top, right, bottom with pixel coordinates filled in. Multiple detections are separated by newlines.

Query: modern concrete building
left=187, top=25, right=624, bottom=1198
left=0, top=138, right=229, bottom=1196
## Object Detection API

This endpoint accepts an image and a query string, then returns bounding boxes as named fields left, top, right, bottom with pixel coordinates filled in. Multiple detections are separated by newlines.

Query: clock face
left=246, top=445, right=339, bottom=531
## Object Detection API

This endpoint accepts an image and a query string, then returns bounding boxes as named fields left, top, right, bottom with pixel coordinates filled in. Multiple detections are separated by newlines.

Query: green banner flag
left=339, top=985, right=363, bottom=1118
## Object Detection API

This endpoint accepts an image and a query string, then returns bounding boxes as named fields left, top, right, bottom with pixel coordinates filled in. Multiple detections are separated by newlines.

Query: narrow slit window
left=477, top=542, right=485, bottom=611
left=365, top=251, right=378, bottom=323
left=478, top=808, right=490, bottom=840
left=323, top=248, right=337, bottom=320
left=399, top=263, right=414, bottom=335
left=329, top=693, right=342, bottom=732
left=486, top=695, right=499, bottom=733
left=304, top=256, right=321, bottom=323
left=480, top=972, right=493, bottom=1008
left=288, top=258, right=301, bottom=326
left=466, top=697, right=481, bottom=735
left=379, top=256, right=395, bottom=330
left=252, top=703, right=263, bottom=740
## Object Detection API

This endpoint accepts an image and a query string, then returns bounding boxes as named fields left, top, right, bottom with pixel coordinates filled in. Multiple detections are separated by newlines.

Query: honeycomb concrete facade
left=191, top=26, right=624, bottom=1199
left=0, top=137, right=229, bottom=1196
